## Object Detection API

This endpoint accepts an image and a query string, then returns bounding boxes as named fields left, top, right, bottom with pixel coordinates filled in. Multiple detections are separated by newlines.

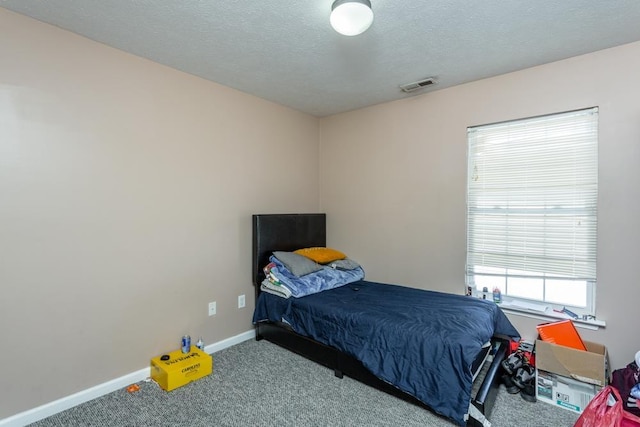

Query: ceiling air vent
left=399, top=77, right=436, bottom=93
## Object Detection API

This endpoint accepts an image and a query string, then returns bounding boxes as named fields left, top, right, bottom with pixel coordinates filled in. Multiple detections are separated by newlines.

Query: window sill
left=498, top=302, right=605, bottom=331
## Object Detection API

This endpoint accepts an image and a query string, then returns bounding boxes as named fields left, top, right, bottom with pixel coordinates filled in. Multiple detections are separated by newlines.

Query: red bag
left=574, top=386, right=640, bottom=427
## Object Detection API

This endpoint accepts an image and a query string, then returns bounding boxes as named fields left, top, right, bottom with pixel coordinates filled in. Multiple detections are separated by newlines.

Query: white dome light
left=330, top=0, right=373, bottom=36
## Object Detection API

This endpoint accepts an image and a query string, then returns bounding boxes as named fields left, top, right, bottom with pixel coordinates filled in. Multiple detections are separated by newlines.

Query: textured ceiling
left=3, top=1, right=640, bottom=117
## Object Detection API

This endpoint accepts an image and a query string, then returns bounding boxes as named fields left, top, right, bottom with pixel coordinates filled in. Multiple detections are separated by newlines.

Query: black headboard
left=252, top=213, right=326, bottom=288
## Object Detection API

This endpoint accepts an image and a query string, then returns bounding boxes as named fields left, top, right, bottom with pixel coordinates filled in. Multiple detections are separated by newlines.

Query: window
left=466, top=107, right=598, bottom=316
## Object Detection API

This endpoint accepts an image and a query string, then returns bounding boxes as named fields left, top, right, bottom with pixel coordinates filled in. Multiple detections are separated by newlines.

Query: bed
left=251, top=213, right=520, bottom=426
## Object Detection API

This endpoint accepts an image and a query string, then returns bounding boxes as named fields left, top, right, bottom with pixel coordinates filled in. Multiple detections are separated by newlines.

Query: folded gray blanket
left=260, top=279, right=292, bottom=299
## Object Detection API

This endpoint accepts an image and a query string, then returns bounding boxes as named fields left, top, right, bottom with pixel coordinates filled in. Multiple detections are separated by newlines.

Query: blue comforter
left=253, top=280, right=520, bottom=426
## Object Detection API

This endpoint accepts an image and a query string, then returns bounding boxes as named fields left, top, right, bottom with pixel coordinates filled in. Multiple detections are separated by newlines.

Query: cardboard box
left=150, top=346, right=212, bottom=391
left=536, top=369, right=602, bottom=414
left=535, top=339, right=608, bottom=386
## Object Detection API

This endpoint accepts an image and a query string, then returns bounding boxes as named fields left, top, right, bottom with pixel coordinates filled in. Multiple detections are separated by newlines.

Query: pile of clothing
left=611, top=351, right=640, bottom=416
left=260, top=261, right=292, bottom=299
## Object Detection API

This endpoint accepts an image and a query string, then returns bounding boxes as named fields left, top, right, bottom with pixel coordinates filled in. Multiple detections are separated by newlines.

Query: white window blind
left=466, top=108, right=598, bottom=284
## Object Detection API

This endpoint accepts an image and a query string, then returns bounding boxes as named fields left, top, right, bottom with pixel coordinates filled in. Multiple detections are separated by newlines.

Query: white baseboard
left=203, top=329, right=255, bottom=355
left=0, top=329, right=255, bottom=427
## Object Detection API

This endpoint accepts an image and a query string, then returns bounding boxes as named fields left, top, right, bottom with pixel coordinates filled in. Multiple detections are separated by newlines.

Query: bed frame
left=252, top=213, right=508, bottom=426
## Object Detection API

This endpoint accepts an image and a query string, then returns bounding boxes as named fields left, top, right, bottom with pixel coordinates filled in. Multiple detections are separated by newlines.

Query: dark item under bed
left=251, top=213, right=520, bottom=426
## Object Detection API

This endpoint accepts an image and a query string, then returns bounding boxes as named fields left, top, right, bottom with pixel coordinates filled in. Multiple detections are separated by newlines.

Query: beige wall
left=320, top=41, right=640, bottom=371
left=0, top=9, right=319, bottom=419
left=3, top=5, right=639, bottom=421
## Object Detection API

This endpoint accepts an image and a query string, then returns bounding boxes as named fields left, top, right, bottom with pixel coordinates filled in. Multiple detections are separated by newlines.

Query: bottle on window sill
left=493, top=287, right=502, bottom=303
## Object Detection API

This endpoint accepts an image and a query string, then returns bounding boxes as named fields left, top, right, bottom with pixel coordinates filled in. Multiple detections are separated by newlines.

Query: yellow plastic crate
left=150, top=346, right=212, bottom=391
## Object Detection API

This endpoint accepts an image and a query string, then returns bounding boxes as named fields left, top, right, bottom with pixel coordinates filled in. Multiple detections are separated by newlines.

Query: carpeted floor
left=29, top=339, right=579, bottom=426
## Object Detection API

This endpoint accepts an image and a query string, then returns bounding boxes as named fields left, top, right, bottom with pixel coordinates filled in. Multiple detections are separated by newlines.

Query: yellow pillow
left=294, top=247, right=346, bottom=264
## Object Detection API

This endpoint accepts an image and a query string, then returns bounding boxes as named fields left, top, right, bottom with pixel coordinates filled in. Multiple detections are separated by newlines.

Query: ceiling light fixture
left=330, top=0, right=373, bottom=36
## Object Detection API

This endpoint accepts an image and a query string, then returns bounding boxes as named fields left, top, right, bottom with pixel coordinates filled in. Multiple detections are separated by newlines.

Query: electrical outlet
left=238, top=294, right=245, bottom=308
left=208, top=301, right=216, bottom=316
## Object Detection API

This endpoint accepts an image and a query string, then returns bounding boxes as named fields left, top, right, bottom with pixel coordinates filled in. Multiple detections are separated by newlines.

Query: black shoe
left=520, top=376, right=537, bottom=402
left=502, top=374, right=520, bottom=394
left=513, top=364, right=535, bottom=389
left=501, top=351, right=526, bottom=375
